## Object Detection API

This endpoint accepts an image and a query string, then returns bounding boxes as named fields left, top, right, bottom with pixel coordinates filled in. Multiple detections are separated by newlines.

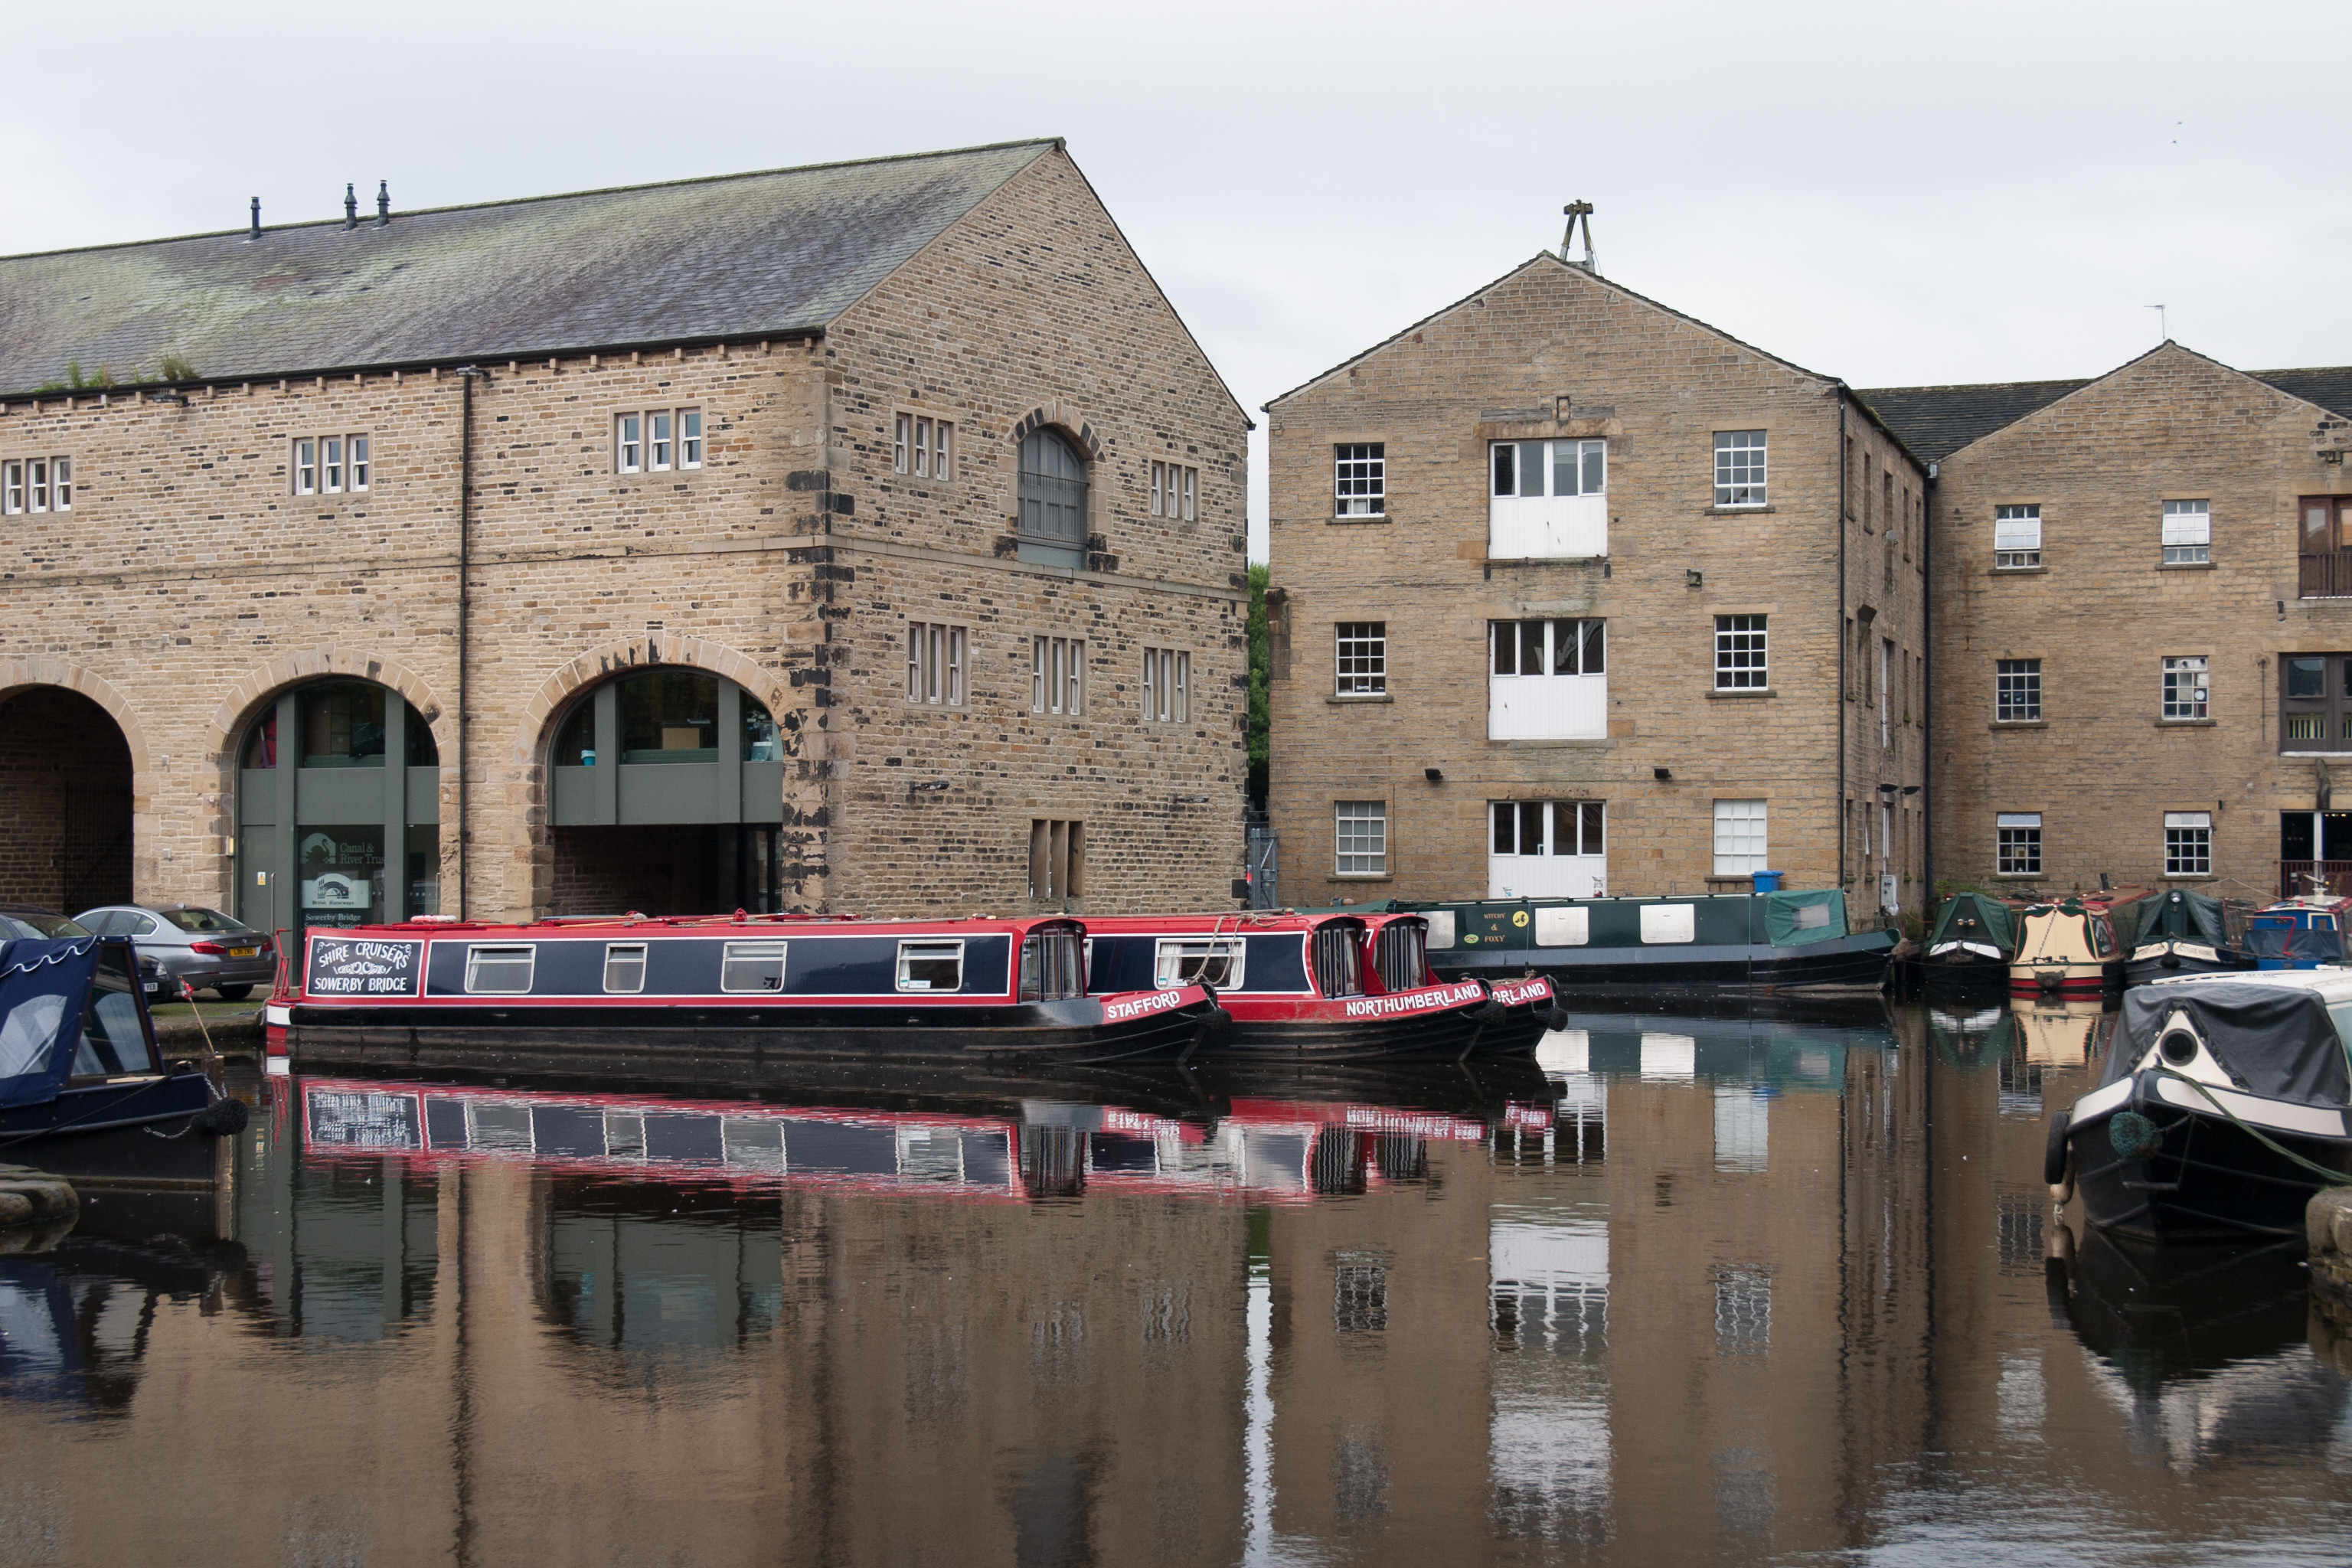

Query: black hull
left=0, top=1074, right=219, bottom=1181
left=286, top=998, right=1217, bottom=1073
left=1204, top=1004, right=1551, bottom=1063
left=1432, top=933, right=1892, bottom=997
left=1922, top=952, right=2011, bottom=992
left=2069, top=1080, right=2352, bottom=1243
left=2122, top=950, right=2257, bottom=987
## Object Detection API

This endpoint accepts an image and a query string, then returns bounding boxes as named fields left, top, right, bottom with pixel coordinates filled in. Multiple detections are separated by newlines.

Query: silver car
left=73, top=904, right=276, bottom=1000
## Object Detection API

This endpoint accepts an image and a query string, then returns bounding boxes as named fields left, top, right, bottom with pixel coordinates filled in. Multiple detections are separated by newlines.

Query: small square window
left=603, top=943, right=648, bottom=994
left=1996, top=658, right=2041, bottom=722
left=1334, top=443, right=1385, bottom=517
left=1032, top=635, right=1084, bottom=715
left=1997, top=812, right=2043, bottom=876
left=1335, top=800, right=1387, bottom=874
left=2162, top=499, right=2210, bottom=564
left=2161, top=655, right=2210, bottom=721
left=2164, top=812, right=2212, bottom=876
left=719, top=940, right=786, bottom=993
left=1143, top=648, right=1191, bottom=723
left=1336, top=622, right=1387, bottom=695
left=896, top=940, right=965, bottom=992
left=1994, top=505, right=2042, bottom=568
left=908, top=622, right=966, bottom=707
left=1713, top=615, right=1767, bottom=690
left=1713, top=431, right=1766, bottom=507
left=1713, top=799, right=1767, bottom=875
left=463, top=945, right=536, bottom=994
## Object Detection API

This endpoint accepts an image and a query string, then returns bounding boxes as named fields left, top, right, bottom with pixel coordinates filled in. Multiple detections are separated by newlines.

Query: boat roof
left=2140, top=966, right=2352, bottom=1003
left=1079, top=911, right=1359, bottom=934
left=322, top=913, right=1080, bottom=939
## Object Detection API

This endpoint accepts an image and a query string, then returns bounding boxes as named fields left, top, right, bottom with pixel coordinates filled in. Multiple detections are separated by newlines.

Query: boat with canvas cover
left=0, top=935, right=246, bottom=1174
left=2008, top=898, right=2123, bottom=998
left=1079, top=911, right=1564, bottom=1062
left=269, top=913, right=1222, bottom=1070
left=2245, top=895, right=2352, bottom=971
left=2051, top=970, right=2352, bottom=1242
left=1922, top=891, right=2020, bottom=991
left=1394, top=887, right=1893, bottom=998
left=2114, top=887, right=2254, bottom=985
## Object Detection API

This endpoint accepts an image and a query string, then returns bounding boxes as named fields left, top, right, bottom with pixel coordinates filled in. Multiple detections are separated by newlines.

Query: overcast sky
left=5, top=0, right=2335, bottom=557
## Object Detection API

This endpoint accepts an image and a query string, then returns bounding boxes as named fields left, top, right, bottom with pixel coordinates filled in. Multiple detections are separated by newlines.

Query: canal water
left=4, top=1000, right=2350, bottom=1566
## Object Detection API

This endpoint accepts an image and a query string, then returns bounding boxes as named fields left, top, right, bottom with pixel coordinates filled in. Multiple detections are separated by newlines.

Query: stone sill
left=2282, top=751, right=2352, bottom=758
left=1996, top=874, right=2044, bottom=881
left=1992, top=566, right=2049, bottom=576
left=1501, top=737, right=1612, bottom=750
left=2156, top=562, right=2216, bottom=571
left=1485, top=554, right=1608, bottom=566
left=1327, top=874, right=1395, bottom=884
left=1327, top=693, right=1393, bottom=704
left=1327, top=514, right=1389, bottom=525
left=2161, top=874, right=2216, bottom=882
left=2155, top=719, right=2216, bottom=728
left=1707, top=687, right=1776, bottom=699
left=1707, top=505, right=1775, bottom=516
left=1991, top=720, right=2047, bottom=730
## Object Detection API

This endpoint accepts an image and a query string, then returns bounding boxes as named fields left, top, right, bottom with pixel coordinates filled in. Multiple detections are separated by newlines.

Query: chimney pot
left=247, top=198, right=260, bottom=242
left=343, top=183, right=358, bottom=230
left=375, top=180, right=390, bottom=227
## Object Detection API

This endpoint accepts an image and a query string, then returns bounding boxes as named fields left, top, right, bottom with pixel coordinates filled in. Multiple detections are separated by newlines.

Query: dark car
left=0, top=905, right=181, bottom=999
left=73, top=904, right=275, bottom=1000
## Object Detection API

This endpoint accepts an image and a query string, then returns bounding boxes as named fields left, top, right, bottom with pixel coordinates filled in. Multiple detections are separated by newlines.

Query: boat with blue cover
left=2244, top=895, right=2352, bottom=971
left=0, top=935, right=245, bottom=1175
left=271, top=913, right=1223, bottom=1070
left=1389, top=888, right=1894, bottom=997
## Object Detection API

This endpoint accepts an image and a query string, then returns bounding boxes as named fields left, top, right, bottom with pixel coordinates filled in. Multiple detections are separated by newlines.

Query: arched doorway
left=0, top=687, right=132, bottom=915
left=234, top=680, right=440, bottom=939
left=546, top=668, right=785, bottom=916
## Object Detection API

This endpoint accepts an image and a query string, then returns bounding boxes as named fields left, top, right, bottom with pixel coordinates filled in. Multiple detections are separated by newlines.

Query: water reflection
left=0, top=1004, right=2344, bottom=1565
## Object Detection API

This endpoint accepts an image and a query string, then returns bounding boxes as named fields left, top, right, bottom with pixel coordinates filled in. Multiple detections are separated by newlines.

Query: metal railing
left=2299, top=552, right=2352, bottom=598
left=2279, top=861, right=2352, bottom=897
left=1246, top=821, right=1279, bottom=910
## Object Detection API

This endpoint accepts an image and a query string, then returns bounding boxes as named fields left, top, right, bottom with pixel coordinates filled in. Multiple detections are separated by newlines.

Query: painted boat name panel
left=306, top=938, right=426, bottom=998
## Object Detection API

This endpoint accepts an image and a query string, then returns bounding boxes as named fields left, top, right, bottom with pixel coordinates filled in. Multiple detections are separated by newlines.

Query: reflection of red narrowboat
left=1080, top=911, right=1565, bottom=1061
left=270, top=914, right=1218, bottom=1069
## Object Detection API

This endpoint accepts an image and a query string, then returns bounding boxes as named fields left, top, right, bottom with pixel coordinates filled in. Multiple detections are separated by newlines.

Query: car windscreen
left=9, top=913, right=89, bottom=939
left=156, top=907, right=252, bottom=935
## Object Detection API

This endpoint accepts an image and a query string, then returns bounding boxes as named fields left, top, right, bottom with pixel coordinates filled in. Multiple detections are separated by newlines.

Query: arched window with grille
left=1017, top=429, right=1087, bottom=567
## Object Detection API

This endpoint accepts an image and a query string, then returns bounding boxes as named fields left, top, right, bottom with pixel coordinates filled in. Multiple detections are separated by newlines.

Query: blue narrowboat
left=2244, top=895, right=2352, bottom=971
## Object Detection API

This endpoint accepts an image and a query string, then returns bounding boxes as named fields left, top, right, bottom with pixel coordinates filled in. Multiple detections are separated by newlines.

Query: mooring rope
left=2148, top=1065, right=2352, bottom=1186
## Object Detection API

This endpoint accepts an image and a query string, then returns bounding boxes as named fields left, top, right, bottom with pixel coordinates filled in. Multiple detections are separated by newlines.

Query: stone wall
left=1928, top=345, right=2352, bottom=900
left=1263, top=254, right=1928, bottom=908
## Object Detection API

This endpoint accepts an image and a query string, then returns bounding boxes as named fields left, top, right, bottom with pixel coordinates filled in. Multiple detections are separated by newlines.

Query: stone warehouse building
left=1863, top=345, right=2352, bottom=901
left=1263, top=250, right=1930, bottom=911
left=0, top=140, right=1253, bottom=932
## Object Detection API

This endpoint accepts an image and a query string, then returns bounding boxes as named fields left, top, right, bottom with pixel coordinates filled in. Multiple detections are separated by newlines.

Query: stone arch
left=0, top=659, right=154, bottom=779
left=514, top=632, right=786, bottom=764
left=1009, top=400, right=1104, bottom=462
left=209, top=646, right=447, bottom=765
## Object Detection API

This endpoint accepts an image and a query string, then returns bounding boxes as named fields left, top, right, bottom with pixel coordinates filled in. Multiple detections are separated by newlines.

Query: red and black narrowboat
left=1078, top=910, right=1565, bottom=1062
left=268, top=914, right=1221, bottom=1070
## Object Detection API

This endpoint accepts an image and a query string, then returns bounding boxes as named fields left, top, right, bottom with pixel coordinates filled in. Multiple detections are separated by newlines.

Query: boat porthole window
left=720, top=941, right=786, bottom=993
left=2159, top=1030, right=2199, bottom=1067
left=897, top=941, right=965, bottom=993
left=603, top=943, right=648, bottom=994
left=464, top=946, right=537, bottom=995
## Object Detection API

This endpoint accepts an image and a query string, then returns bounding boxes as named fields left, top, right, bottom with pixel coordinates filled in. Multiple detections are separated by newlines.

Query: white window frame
left=1181, top=465, right=1195, bottom=521
left=602, top=942, right=648, bottom=994
left=1032, top=635, right=1084, bottom=716
left=1996, top=658, right=2041, bottom=722
left=2164, top=812, right=2213, bottom=876
left=2162, top=499, right=2210, bottom=565
left=1994, top=505, right=2042, bottom=569
left=1143, top=647, right=1191, bottom=723
left=681, top=410, right=702, bottom=470
left=1490, top=799, right=1606, bottom=858
left=719, top=940, right=787, bottom=993
left=24, top=459, right=46, bottom=514
left=1997, top=813, right=2043, bottom=876
left=348, top=436, right=368, bottom=492
left=1335, top=622, right=1387, bottom=696
left=51, top=457, right=70, bottom=511
left=1489, top=438, right=1606, bottom=498
left=1714, top=615, right=1768, bottom=691
left=649, top=410, right=672, bottom=472
left=2, top=461, right=21, bottom=514
left=1335, top=800, right=1388, bottom=875
left=894, top=413, right=910, bottom=473
left=1713, top=430, right=1767, bottom=508
left=463, top=944, right=537, bottom=995
left=1712, top=799, right=1768, bottom=877
left=322, top=436, right=344, bottom=495
left=1334, top=443, right=1385, bottom=518
left=1152, top=938, right=1245, bottom=990
left=894, top=939, right=965, bottom=993
left=913, top=417, right=933, bottom=478
left=908, top=622, right=967, bottom=707
left=617, top=415, right=642, bottom=474
left=2161, top=655, right=2210, bottom=721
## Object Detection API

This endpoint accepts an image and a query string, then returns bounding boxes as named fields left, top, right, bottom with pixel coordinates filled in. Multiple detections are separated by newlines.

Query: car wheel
left=214, top=984, right=254, bottom=1001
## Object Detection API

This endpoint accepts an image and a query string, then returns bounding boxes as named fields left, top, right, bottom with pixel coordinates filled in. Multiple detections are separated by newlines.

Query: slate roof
left=1850, top=378, right=2092, bottom=464
left=0, top=140, right=1060, bottom=395
left=2249, top=367, right=2352, bottom=421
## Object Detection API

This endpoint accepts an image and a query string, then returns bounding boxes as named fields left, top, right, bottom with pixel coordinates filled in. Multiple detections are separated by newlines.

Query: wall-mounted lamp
left=1685, top=569, right=1703, bottom=589
left=1653, top=766, right=1672, bottom=781
left=1424, top=767, right=1443, bottom=782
